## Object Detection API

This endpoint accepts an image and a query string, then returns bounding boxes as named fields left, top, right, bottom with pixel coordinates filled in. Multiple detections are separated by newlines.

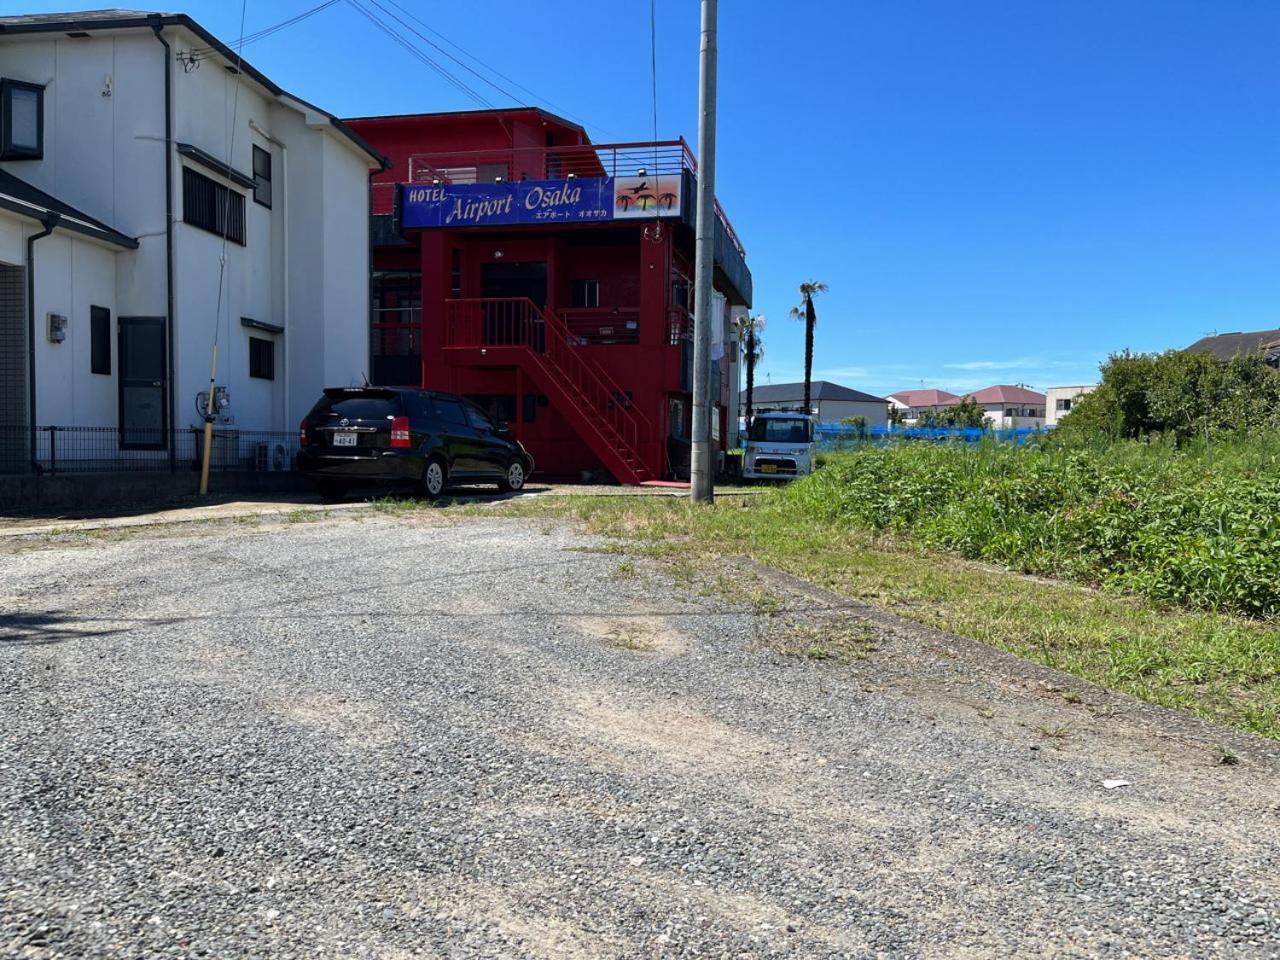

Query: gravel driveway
left=2, top=511, right=1278, bottom=959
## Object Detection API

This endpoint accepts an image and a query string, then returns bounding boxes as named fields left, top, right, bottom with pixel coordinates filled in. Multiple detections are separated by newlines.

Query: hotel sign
left=399, top=174, right=683, bottom=229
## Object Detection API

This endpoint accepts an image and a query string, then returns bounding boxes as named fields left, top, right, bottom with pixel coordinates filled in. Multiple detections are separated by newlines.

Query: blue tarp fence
left=814, top=424, right=1045, bottom=451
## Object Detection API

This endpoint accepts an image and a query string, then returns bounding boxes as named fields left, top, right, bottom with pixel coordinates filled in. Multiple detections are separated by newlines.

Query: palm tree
left=734, top=314, right=766, bottom=428
left=788, top=280, right=828, bottom=416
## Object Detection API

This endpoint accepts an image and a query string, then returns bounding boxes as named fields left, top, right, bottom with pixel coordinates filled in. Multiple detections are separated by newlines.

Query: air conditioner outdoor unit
left=255, top=441, right=289, bottom=472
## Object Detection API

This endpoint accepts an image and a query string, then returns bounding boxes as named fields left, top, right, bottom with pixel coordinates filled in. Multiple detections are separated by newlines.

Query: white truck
left=742, top=412, right=816, bottom=481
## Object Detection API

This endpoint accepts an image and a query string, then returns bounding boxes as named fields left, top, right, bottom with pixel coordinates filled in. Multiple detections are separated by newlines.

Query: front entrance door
left=480, top=261, right=547, bottom=349
left=480, top=261, right=547, bottom=306
left=118, top=316, right=168, bottom=449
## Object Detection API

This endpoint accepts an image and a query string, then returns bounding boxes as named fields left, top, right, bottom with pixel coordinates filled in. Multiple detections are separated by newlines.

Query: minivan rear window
left=311, top=396, right=400, bottom=421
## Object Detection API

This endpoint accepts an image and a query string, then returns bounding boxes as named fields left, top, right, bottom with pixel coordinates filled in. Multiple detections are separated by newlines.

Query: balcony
left=371, top=138, right=747, bottom=267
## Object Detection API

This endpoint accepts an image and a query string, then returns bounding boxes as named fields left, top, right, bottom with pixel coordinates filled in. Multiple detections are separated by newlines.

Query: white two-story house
left=0, top=9, right=384, bottom=472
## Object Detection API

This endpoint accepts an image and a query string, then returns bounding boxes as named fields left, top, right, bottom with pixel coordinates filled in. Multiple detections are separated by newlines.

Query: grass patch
left=767, top=618, right=879, bottom=661
left=602, top=622, right=655, bottom=652
left=479, top=490, right=1280, bottom=739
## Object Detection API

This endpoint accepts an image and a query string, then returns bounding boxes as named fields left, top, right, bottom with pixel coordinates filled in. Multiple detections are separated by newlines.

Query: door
left=118, top=316, right=168, bottom=449
left=480, top=261, right=547, bottom=348
left=463, top=401, right=508, bottom=476
left=432, top=395, right=484, bottom=475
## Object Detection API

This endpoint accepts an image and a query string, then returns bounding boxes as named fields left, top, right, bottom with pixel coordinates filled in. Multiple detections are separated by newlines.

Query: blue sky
left=26, top=0, right=1279, bottom=397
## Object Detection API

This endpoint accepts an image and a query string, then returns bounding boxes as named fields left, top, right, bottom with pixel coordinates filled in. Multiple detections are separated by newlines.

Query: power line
left=344, top=0, right=495, bottom=109
left=379, top=0, right=622, bottom=139
left=363, top=0, right=526, bottom=106
left=190, top=0, right=339, bottom=56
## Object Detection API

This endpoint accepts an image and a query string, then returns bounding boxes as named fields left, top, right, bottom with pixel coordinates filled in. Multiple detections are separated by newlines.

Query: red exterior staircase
left=443, top=298, right=655, bottom=483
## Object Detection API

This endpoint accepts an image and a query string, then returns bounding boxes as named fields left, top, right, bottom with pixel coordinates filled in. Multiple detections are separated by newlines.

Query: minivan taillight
left=299, top=419, right=307, bottom=448
left=390, top=416, right=411, bottom=448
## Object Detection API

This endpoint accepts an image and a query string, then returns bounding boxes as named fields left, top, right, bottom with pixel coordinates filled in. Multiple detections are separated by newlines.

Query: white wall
left=981, top=403, right=1045, bottom=430
left=2, top=24, right=375, bottom=439
left=0, top=211, right=121, bottom=428
left=1046, top=385, right=1096, bottom=427
left=319, top=133, right=372, bottom=403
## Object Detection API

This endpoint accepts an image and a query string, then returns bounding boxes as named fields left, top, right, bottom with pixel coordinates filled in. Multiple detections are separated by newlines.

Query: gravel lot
left=2, top=510, right=1279, bottom=959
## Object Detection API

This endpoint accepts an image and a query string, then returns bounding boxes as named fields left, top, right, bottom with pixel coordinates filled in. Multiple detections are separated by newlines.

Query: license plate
left=333, top=432, right=358, bottom=447
left=761, top=464, right=777, bottom=474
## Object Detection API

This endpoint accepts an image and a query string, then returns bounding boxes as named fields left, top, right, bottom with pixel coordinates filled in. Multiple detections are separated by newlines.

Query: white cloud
left=943, top=357, right=1045, bottom=371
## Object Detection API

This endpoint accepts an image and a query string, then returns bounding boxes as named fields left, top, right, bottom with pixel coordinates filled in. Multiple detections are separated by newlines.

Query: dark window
left=1, top=79, right=43, bottom=160
left=748, top=418, right=812, bottom=443
left=463, top=394, right=514, bottom=424
left=309, top=393, right=401, bottom=421
left=571, top=280, right=600, bottom=308
left=465, top=403, right=496, bottom=432
left=450, top=247, right=462, bottom=299
left=90, top=305, right=111, bottom=375
left=523, top=394, right=538, bottom=424
left=252, top=145, right=272, bottom=208
left=434, top=397, right=469, bottom=427
left=404, top=391, right=434, bottom=421
left=1056, top=398, right=1072, bottom=412
left=182, top=167, right=246, bottom=244
left=248, top=336, right=274, bottom=380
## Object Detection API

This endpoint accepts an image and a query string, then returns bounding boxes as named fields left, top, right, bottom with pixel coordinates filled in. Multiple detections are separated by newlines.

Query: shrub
left=784, top=438, right=1280, bottom=619
left=1055, top=349, right=1280, bottom=446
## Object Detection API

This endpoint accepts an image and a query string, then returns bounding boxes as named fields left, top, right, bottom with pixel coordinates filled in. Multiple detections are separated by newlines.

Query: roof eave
left=0, top=12, right=388, bottom=170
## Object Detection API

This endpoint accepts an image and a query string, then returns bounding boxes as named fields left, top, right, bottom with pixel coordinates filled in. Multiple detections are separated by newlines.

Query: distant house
left=1045, top=385, right=1097, bottom=427
left=887, top=389, right=960, bottom=424
left=744, top=380, right=888, bottom=427
left=963, top=385, right=1046, bottom=429
left=1185, top=329, right=1280, bottom=368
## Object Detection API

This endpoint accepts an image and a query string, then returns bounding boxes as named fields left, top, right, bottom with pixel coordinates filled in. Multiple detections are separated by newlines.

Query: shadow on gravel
left=0, top=612, right=130, bottom=647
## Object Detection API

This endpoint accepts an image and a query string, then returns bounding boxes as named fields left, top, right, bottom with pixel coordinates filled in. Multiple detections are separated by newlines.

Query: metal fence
left=0, top=425, right=300, bottom=476
left=815, top=424, right=1046, bottom=452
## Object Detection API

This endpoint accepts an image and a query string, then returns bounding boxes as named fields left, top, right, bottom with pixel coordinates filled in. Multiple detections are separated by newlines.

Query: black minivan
left=297, top=387, right=535, bottom=501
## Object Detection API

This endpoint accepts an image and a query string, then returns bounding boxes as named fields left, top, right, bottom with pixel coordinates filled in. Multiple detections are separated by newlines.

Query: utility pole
left=690, top=0, right=717, bottom=503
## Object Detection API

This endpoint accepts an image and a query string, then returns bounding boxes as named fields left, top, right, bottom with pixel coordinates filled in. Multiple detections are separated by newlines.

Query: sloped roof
left=743, top=380, right=886, bottom=404
left=0, top=9, right=387, bottom=169
left=965, top=384, right=1046, bottom=405
left=1185, top=328, right=1280, bottom=363
left=888, top=389, right=960, bottom=407
left=0, top=169, right=136, bottom=248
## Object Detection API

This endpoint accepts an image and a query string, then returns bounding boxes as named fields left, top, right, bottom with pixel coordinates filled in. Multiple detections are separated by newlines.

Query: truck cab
left=742, top=412, right=815, bottom=480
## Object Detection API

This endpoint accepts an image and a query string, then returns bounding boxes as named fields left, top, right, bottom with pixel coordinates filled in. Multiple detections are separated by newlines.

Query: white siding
left=1045, top=385, right=1097, bottom=427
left=1, top=22, right=377, bottom=441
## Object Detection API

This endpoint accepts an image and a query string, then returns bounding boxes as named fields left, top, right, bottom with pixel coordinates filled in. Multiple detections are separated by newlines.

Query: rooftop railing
left=371, top=137, right=745, bottom=260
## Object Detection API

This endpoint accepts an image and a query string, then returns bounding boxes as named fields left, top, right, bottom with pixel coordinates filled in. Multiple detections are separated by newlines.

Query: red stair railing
left=444, top=298, right=650, bottom=458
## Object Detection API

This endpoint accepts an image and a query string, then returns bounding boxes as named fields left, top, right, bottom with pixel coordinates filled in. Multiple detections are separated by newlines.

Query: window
left=748, top=418, right=812, bottom=443
left=571, top=280, right=600, bottom=308
left=1056, top=398, right=1071, bottom=412
left=434, top=397, right=468, bottom=426
left=252, top=145, right=272, bottom=208
left=183, top=167, right=246, bottom=244
left=248, top=336, right=274, bottom=380
left=1, top=79, right=43, bottom=160
left=465, top=403, right=496, bottom=432
left=90, top=306, right=111, bottom=375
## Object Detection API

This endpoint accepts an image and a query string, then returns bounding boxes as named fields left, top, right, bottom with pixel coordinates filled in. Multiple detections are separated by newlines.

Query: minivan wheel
left=420, top=459, right=446, bottom=499
left=498, top=459, right=526, bottom=493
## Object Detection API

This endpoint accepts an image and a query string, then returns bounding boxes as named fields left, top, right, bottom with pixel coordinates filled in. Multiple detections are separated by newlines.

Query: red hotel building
left=345, top=108, right=753, bottom=483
